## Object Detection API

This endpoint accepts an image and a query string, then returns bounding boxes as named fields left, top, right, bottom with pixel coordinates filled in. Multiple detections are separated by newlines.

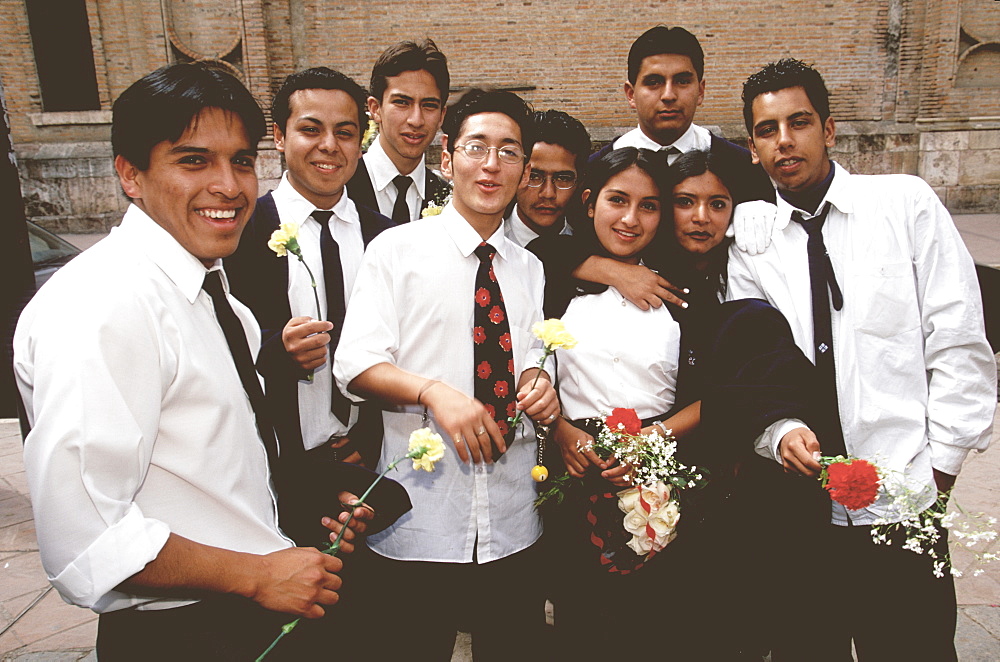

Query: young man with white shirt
left=226, top=68, right=395, bottom=547
left=729, top=58, right=996, bottom=661
left=568, top=25, right=772, bottom=310
left=346, top=39, right=451, bottom=223
left=13, top=62, right=366, bottom=660
left=335, top=89, right=559, bottom=661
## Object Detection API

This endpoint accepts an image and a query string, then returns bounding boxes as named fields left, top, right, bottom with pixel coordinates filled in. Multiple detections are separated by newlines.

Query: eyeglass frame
left=526, top=170, right=578, bottom=190
left=453, top=140, right=526, bottom=165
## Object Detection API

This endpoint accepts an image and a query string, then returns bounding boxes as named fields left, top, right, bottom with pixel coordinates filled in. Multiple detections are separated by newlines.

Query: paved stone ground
left=2, top=215, right=997, bottom=660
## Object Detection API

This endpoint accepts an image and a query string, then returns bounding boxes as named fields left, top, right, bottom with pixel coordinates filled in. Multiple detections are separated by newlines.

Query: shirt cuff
left=928, top=440, right=973, bottom=477
left=754, top=418, right=807, bottom=463
left=48, top=504, right=170, bottom=610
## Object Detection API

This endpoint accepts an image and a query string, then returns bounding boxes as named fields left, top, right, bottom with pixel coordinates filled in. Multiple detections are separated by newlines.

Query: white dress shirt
left=728, top=163, right=996, bottom=525
left=335, top=204, right=546, bottom=563
left=613, top=123, right=712, bottom=163
left=363, top=136, right=427, bottom=222
left=271, top=173, right=363, bottom=447
left=14, top=205, right=290, bottom=613
left=502, top=204, right=573, bottom=249
left=558, top=287, right=681, bottom=421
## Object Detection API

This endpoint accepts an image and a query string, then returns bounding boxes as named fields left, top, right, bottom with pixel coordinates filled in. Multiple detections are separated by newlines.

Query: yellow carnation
left=268, top=224, right=301, bottom=258
left=532, top=319, right=577, bottom=350
left=408, top=427, right=446, bottom=472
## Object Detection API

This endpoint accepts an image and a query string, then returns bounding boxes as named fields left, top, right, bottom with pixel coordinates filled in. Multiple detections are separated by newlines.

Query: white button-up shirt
left=558, top=287, right=681, bottom=421
left=363, top=137, right=427, bottom=222
left=14, top=205, right=291, bottom=612
left=613, top=123, right=712, bottom=163
left=502, top=204, right=573, bottom=249
left=271, top=173, right=363, bottom=447
left=728, top=163, right=996, bottom=525
left=334, top=204, right=545, bottom=563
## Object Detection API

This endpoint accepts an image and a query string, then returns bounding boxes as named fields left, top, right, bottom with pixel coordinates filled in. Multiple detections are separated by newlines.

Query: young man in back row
left=347, top=39, right=452, bottom=223
left=730, top=58, right=995, bottom=661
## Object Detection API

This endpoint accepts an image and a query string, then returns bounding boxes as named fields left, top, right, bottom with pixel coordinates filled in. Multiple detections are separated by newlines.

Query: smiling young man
left=335, top=89, right=558, bottom=660
left=13, top=63, right=367, bottom=660
left=728, top=58, right=995, bottom=661
left=346, top=39, right=451, bottom=223
left=225, top=68, right=396, bottom=549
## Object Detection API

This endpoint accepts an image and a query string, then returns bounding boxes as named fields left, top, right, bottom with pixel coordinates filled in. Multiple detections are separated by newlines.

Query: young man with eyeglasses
left=503, top=109, right=591, bottom=248
left=335, top=89, right=558, bottom=661
left=346, top=39, right=452, bottom=223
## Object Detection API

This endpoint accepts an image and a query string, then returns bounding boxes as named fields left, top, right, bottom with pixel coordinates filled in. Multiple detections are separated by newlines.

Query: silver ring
left=475, top=427, right=487, bottom=436
left=546, top=414, right=556, bottom=423
left=454, top=435, right=464, bottom=445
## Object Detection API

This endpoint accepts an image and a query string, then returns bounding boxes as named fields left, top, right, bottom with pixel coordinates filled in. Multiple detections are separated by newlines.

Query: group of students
left=13, top=22, right=996, bottom=662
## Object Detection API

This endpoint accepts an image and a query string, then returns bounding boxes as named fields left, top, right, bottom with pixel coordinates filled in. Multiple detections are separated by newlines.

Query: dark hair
left=271, top=67, right=368, bottom=137
left=663, top=149, right=737, bottom=296
left=742, top=58, right=831, bottom=134
left=531, top=109, right=592, bottom=173
left=627, top=26, right=705, bottom=85
left=574, top=147, right=668, bottom=262
left=370, top=39, right=450, bottom=104
left=441, top=88, right=535, bottom=157
left=112, top=62, right=265, bottom=171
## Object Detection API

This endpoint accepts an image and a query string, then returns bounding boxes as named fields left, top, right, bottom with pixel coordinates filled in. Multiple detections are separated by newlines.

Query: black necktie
left=791, top=203, right=846, bottom=457
left=661, top=146, right=681, bottom=164
left=202, top=270, right=279, bottom=467
left=312, top=210, right=351, bottom=426
left=473, top=243, right=515, bottom=445
left=391, top=175, right=413, bottom=224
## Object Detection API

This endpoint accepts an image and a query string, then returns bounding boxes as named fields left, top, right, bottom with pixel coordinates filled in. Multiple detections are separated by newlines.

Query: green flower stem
left=291, top=249, right=322, bottom=383
left=256, top=450, right=420, bottom=661
left=508, top=347, right=553, bottom=430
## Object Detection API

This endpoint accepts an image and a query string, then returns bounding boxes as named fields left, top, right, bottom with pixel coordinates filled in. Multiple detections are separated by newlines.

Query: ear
left=114, top=154, right=142, bottom=200
left=823, top=116, right=836, bottom=149
left=747, top=136, right=760, bottom=165
left=624, top=81, right=636, bottom=110
left=273, top=122, right=286, bottom=152
left=581, top=188, right=594, bottom=216
left=439, top=134, right=452, bottom=179
left=696, top=78, right=706, bottom=107
left=367, top=96, right=382, bottom=125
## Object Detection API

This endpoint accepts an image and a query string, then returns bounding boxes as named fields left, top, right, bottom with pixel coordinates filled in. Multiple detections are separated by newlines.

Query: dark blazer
left=347, top=156, right=451, bottom=220
left=225, top=191, right=396, bottom=544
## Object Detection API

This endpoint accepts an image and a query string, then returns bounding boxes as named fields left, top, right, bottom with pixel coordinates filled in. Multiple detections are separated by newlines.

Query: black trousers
left=353, top=543, right=548, bottom=662
left=96, top=595, right=334, bottom=661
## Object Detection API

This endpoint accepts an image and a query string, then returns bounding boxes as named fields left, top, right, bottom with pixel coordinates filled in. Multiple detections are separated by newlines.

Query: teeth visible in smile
left=778, top=159, right=800, bottom=166
left=197, top=209, right=237, bottom=219
left=616, top=229, right=638, bottom=238
left=315, top=163, right=337, bottom=171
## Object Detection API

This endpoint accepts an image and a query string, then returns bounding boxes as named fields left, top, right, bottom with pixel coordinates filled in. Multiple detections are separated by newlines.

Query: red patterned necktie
left=473, top=242, right=516, bottom=442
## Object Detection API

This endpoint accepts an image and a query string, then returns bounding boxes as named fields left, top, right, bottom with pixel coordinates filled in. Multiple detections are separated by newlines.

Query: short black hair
left=370, top=39, right=450, bottom=104
left=112, top=62, right=265, bottom=171
left=627, top=26, right=705, bottom=85
left=742, top=58, right=831, bottom=134
left=667, top=148, right=742, bottom=204
left=531, top=110, right=591, bottom=173
left=270, top=67, right=368, bottom=138
left=441, top=88, right=535, bottom=157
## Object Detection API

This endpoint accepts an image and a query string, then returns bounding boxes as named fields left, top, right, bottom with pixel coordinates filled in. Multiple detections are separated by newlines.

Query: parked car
left=28, top=221, right=81, bottom=290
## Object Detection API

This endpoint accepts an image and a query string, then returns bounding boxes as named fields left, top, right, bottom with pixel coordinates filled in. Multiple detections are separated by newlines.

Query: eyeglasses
left=526, top=170, right=578, bottom=190
left=454, top=140, right=525, bottom=164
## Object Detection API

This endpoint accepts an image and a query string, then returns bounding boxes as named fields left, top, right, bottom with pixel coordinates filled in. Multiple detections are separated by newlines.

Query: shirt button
left=621, top=300, right=627, bottom=307
left=613, top=357, right=620, bottom=363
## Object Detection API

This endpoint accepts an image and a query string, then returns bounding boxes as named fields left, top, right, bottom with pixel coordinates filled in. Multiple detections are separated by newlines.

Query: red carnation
left=499, top=332, right=512, bottom=352
left=605, top=407, right=642, bottom=436
left=494, top=380, right=509, bottom=398
left=823, top=459, right=881, bottom=511
left=476, top=287, right=491, bottom=307
left=507, top=358, right=515, bottom=375
left=489, top=305, right=505, bottom=325
left=473, top=326, right=486, bottom=344
left=477, top=361, right=492, bottom=379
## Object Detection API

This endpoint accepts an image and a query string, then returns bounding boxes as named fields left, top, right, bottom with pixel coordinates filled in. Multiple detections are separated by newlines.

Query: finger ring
left=546, top=414, right=556, bottom=423
left=476, top=427, right=487, bottom=436
left=454, top=435, right=464, bottom=445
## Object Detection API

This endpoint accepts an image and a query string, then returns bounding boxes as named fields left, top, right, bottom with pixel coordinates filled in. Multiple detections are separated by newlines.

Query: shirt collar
left=273, top=171, right=360, bottom=226
left=615, top=123, right=711, bottom=153
left=365, top=136, right=428, bottom=199
left=442, top=203, right=510, bottom=261
left=120, top=203, right=219, bottom=304
left=774, top=161, right=852, bottom=229
left=504, top=205, right=569, bottom=247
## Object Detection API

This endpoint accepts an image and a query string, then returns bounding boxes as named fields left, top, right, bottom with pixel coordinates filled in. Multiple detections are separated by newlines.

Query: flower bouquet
left=819, top=455, right=998, bottom=578
left=537, top=408, right=706, bottom=565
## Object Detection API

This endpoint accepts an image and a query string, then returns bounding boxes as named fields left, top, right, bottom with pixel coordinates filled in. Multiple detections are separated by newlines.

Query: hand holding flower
left=320, top=491, right=374, bottom=555
left=552, top=418, right=598, bottom=477
left=778, top=426, right=822, bottom=477
left=514, top=369, right=559, bottom=425
left=282, top=316, right=333, bottom=372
